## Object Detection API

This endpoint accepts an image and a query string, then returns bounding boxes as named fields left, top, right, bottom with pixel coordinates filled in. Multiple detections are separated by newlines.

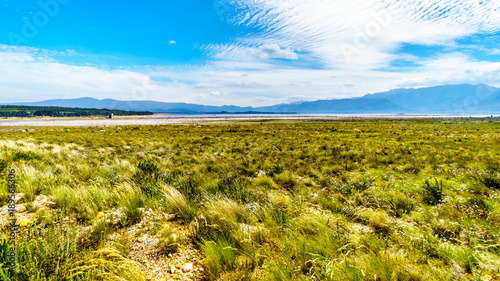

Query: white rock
left=32, top=195, right=57, bottom=209
left=183, top=263, right=193, bottom=272
left=16, top=205, right=26, bottom=213
left=14, top=193, right=25, bottom=204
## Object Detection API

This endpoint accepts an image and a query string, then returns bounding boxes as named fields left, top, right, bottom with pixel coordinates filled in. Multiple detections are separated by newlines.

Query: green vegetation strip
left=0, top=105, right=152, bottom=118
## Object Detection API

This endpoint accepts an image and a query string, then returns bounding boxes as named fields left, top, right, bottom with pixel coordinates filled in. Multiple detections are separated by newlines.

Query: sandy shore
left=0, top=114, right=494, bottom=127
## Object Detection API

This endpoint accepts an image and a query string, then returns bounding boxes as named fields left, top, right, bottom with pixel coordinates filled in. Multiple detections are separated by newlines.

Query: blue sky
left=1, top=0, right=500, bottom=106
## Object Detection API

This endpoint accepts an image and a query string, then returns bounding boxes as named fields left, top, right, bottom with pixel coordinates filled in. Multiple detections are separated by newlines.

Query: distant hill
left=363, top=84, right=500, bottom=114
left=11, top=98, right=257, bottom=114
left=259, top=98, right=405, bottom=114
left=5, top=84, right=500, bottom=114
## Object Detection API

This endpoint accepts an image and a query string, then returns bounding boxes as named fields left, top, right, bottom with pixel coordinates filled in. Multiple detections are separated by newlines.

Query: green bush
left=480, top=174, right=500, bottom=189
left=12, top=151, right=42, bottom=162
left=422, top=178, right=444, bottom=205
left=0, top=159, right=8, bottom=174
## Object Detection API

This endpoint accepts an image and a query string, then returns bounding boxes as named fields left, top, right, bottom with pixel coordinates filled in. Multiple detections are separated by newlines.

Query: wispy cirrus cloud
left=211, top=0, right=500, bottom=71
left=488, top=48, right=500, bottom=55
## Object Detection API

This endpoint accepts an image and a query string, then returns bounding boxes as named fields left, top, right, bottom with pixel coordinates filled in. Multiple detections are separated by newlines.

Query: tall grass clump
left=422, top=178, right=445, bottom=205
left=113, top=182, right=146, bottom=225
left=160, top=184, right=196, bottom=223
left=133, top=160, right=161, bottom=196
left=202, top=238, right=237, bottom=280
left=15, top=224, right=78, bottom=280
left=68, top=247, right=145, bottom=281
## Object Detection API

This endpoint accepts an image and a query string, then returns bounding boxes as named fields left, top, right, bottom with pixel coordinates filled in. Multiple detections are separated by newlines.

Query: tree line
left=0, top=105, right=153, bottom=117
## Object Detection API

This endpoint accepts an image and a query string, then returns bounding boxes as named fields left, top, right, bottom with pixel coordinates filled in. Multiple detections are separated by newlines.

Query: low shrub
left=422, top=178, right=444, bottom=205
left=387, top=192, right=415, bottom=217
left=480, top=174, right=500, bottom=190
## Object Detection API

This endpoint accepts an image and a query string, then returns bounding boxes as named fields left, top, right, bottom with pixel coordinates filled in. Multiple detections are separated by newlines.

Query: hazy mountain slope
left=363, top=84, right=500, bottom=113
left=260, top=98, right=406, bottom=113
left=12, top=98, right=256, bottom=114
left=6, top=84, right=500, bottom=114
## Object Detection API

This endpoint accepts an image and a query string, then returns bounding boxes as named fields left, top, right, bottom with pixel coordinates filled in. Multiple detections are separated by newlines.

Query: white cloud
left=488, top=48, right=500, bottom=55
left=247, top=44, right=297, bottom=59
left=212, top=0, right=500, bottom=71
left=168, top=40, right=177, bottom=44
left=192, top=83, right=217, bottom=88
left=209, top=91, right=225, bottom=96
left=0, top=45, right=203, bottom=104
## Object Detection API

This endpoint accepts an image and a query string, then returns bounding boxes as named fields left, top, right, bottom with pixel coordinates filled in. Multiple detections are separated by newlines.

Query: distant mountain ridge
left=363, top=84, right=500, bottom=114
left=5, top=84, right=500, bottom=114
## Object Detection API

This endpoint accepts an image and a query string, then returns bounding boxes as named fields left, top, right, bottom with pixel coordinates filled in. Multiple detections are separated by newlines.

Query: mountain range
left=5, top=84, right=500, bottom=114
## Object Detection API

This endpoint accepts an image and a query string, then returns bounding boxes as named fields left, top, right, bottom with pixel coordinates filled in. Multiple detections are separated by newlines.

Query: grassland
left=0, top=119, right=499, bottom=280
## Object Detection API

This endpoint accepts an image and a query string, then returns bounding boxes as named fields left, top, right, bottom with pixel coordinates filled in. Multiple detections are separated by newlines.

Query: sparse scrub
left=0, top=119, right=499, bottom=280
left=16, top=223, right=78, bottom=280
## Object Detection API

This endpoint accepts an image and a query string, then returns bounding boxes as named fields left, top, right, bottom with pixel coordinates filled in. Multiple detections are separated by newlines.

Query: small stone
left=482, top=275, right=493, bottom=281
left=16, top=205, right=26, bottom=213
left=170, top=265, right=176, bottom=273
left=15, top=193, right=25, bottom=204
left=32, top=195, right=57, bottom=209
left=183, top=263, right=193, bottom=272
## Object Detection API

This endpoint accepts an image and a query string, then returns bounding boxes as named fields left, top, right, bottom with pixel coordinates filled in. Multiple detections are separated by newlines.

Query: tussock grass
left=157, top=226, right=180, bottom=254
left=160, top=184, right=196, bottom=223
left=68, top=247, right=145, bottom=281
left=113, top=182, right=146, bottom=225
